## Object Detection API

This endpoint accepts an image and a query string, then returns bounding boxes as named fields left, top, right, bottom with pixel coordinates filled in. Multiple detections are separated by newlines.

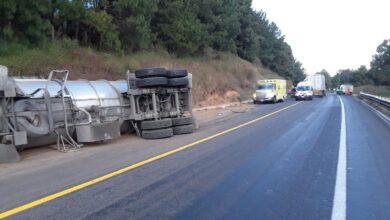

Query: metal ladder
left=45, top=70, right=82, bottom=153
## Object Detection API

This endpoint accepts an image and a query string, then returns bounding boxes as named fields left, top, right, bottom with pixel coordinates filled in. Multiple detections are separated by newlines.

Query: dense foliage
left=330, top=39, right=390, bottom=88
left=370, top=39, right=390, bottom=86
left=0, top=0, right=305, bottom=83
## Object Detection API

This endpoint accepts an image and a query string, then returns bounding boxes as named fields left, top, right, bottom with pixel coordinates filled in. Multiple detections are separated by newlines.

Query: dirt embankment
left=1, top=45, right=281, bottom=107
left=355, top=85, right=390, bottom=98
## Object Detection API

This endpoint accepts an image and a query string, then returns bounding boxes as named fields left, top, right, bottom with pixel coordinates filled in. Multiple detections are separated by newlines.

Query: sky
left=252, top=0, right=390, bottom=76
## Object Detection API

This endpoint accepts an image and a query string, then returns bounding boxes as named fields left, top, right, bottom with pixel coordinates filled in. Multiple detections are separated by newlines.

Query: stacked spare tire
left=133, top=68, right=195, bottom=139
left=0, top=65, right=196, bottom=162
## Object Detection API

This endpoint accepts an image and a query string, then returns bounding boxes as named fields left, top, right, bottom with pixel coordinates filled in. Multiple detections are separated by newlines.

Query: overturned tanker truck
left=0, top=65, right=195, bottom=163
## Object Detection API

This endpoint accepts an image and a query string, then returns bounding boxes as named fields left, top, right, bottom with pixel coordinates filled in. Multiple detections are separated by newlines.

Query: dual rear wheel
left=140, top=116, right=196, bottom=139
left=135, top=68, right=189, bottom=88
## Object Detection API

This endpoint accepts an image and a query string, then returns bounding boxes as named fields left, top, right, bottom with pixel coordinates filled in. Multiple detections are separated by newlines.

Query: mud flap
left=0, top=144, right=20, bottom=163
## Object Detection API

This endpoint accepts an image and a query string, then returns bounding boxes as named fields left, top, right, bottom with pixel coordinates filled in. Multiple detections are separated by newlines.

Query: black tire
left=167, top=69, right=188, bottom=78
left=168, top=78, right=189, bottom=87
left=173, top=124, right=195, bottom=135
left=141, top=118, right=172, bottom=130
left=172, top=116, right=194, bottom=126
left=272, top=96, right=277, bottom=104
left=136, top=77, right=168, bottom=88
left=135, top=68, right=167, bottom=78
left=141, top=128, right=173, bottom=139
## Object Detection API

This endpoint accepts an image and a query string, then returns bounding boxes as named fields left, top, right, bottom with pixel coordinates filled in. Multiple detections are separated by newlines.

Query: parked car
left=288, top=87, right=297, bottom=97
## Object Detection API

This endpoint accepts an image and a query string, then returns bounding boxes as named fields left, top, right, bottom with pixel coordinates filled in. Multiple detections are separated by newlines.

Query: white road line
left=332, top=96, right=347, bottom=220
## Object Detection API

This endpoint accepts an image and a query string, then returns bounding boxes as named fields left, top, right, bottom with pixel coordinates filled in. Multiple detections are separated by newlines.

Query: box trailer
left=340, top=84, right=354, bottom=95
left=304, top=74, right=326, bottom=97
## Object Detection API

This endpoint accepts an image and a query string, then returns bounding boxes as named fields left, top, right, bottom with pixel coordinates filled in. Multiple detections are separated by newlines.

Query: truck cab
left=253, top=79, right=286, bottom=104
left=295, top=82, right=313, bottom=100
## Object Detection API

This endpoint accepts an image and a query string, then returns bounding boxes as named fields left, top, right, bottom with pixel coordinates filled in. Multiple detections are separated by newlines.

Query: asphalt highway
left=1, top=94, right=390, bottom=220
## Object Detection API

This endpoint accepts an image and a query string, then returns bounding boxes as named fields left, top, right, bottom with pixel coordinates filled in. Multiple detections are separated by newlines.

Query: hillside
left=0, top=0, right=306, bottom=91
left=355, top=85, right=390, bottom=98
left=0, top=42, right=281, bottom=106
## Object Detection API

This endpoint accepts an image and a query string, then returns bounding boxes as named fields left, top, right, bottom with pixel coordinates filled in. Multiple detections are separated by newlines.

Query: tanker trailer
left=0, top=66, right=195, bottom=163
left=0, top=68, right=129, bottom=162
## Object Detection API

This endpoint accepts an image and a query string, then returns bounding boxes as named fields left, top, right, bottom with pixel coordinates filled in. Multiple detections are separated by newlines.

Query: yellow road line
left=0, top=101, right=302, bottom=219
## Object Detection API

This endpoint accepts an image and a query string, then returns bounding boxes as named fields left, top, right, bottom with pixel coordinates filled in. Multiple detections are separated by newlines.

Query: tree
left=235, top=0, right=259, bottom=61
left=153, top=0, right=206, bottom=55
left=83, top=10, right=121, bottom=50
left=370, top=39, right=390, bottom=85
left=290, top=61, right=305, bottom=85
left=51, top=0, right=86, bottom=41
left=112, top=0, right=159, bottom=52
left=351, top=66, right=371, bottom=86
left=0, top=0, right=307, bottom=80
left=255, top=11, right=281, bottom=68
left=331, top=73, right=341, bottom=88
left=331, top=66, right=372, bottom=88
left=193, top=0, right=240, bottom=53
left=0, top=0, right=52, bottom=45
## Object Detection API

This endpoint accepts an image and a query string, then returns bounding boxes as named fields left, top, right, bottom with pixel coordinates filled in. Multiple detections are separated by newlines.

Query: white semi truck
left=304, top=74, right=326, bottom=97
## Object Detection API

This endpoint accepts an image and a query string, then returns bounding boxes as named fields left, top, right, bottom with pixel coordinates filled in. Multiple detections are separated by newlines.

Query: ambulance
left=295, top=81, right=314, bottom=100
left=253, top=79, right=287, bottom=104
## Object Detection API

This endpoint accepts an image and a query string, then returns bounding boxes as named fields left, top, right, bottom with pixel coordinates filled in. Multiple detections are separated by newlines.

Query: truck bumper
left=295, top=95, right=312, bottom=100
left=254, top=97, right=273, bottom=103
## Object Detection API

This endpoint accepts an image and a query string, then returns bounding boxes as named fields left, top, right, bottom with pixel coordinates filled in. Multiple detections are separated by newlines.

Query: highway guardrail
left=359, top=92, right=390, bottom=110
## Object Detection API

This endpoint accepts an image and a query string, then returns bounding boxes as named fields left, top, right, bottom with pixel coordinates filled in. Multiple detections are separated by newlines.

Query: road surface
left=1, top=94, right=390, bottom=220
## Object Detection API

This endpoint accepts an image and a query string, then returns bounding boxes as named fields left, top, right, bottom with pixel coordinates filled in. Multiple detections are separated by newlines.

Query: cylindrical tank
left=0, top=65, right=8, bottom=91
left=0, top=106, right=3, bottom=132
left=10, top=78, right=128, bottom=147
left=15, top=99, right=75, bottom=149
left=0, top=66, right=8, bottom=133
left=14, top=79, right=126, bottom=108
left=109, top=80, right=128, bottom=94
left=13, top=79, right=62, bottom=98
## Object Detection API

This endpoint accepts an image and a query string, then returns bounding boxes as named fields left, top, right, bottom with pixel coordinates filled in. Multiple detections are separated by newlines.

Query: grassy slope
left=0, top=41, right=282, bottom=106
left=355, top=85, right=390, bottom=98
